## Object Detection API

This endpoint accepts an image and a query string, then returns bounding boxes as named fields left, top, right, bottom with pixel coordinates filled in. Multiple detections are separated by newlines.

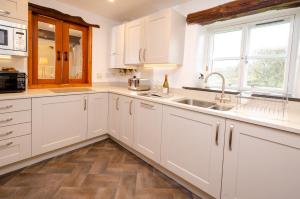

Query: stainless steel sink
left=176, top=99, right=216, bottom=108
left=175, top=99, right=234, bottom=111
left=209, top=105, right=234, bottom=111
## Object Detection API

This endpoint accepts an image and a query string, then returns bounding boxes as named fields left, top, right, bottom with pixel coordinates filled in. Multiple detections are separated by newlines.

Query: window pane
left=248, top=21, right=290, bottom=57
left=246, top=58, right=285, bottom=89
left=38, top=22, right=56, bottom=80
left=69, top=29, right=83, bottom=80
left=212, top=30, right=242, bottom=58
left=208, top=60, right=240, bottom=88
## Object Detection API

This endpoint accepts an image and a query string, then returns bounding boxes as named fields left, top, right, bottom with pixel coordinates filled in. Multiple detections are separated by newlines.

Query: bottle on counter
left=162, top=74, right=169, bottom=94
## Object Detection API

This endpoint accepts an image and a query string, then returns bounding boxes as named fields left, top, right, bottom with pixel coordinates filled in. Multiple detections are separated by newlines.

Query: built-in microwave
left=0, top=20, right=27, bottom=56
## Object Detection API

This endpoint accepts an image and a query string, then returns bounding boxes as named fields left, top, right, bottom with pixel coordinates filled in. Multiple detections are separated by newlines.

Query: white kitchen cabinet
left=108, top=94, right=121, bottom=140
left=0, top=134, right=31, bottom=167
left=222, top=120, right=300, bottom=199
left=161, top=106, right=225, bottom=198
left=134, top=100, right=162, bottom=163
left=125, top=18, right=145, bottom=65
left=87, top=93, right=108, bottom=139
left=119, top=96, right=134, bottom=147
left=0, top=0, right=28, bottom=21
left=32, top=95, right=88, bottom=156
left=124, top=9, right=186, bottom=65
left=110, top=24, right=126, bottom=68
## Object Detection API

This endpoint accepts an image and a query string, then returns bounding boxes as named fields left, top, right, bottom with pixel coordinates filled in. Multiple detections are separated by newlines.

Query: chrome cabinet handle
left=229, top=125, right=234, bottom=151
left=84, top=98, right=87, bottom=111
left=140, top=102, right=154, bottom=109
left=0, top=9, right=10, bottom=15
left=138, top=48, right=142, bottom=62
left=116, top=97, right=120, bottom=111
left=129, top=100, right=133, bottom=115
left=0, top=118, right=13, bottom=123
left=215, top=122, right=220, bottom=146
left=0, top=142, right=13, bottom=149
left=0, top=131, right=13, bottom=137
left=0, top=105, right=13, bottom=110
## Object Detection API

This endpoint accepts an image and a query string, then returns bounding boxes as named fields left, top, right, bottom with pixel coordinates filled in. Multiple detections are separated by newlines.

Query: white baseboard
left=110, top=137, right=215, bottom=199
left=0, top=135, right=109, bottom=176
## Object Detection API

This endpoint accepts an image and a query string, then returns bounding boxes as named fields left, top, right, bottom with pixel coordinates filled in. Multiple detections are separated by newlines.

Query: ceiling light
left=108, top=0, right=115, bottom=2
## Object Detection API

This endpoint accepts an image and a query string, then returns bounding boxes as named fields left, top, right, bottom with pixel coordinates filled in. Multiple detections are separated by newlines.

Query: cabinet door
left=145, top=10, right=170, bottom=63
left=32, top=95, right=88, bottom=156
left=134, top=100, right=162, bottom=163
left=108, top=94, right=121, bottom=140
left=119, top=97, right=134, bottom=147
left=88, top=93, right=108, bottom=139
left=0, top=0, right=28, bottom=21
left=222, top=120, right=300, bottom=199
left=161, top=106, right=225, bottom=198
left=62, top=23, right=88, bottom=83
left=110, top=24, right=125, bottom=68
left=125, top=18, right=144, bottom=65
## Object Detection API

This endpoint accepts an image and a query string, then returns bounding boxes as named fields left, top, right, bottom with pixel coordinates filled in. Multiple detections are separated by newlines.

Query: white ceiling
left=55, top=0, right=190, bottom=22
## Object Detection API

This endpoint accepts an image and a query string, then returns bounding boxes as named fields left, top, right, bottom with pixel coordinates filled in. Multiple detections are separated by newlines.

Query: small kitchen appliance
left=0, top=72, right=26, bottom=93
left=128, top=76, right=151, bottom=91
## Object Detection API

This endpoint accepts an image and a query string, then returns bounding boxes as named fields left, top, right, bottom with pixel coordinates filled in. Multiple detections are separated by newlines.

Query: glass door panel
left=63, top=23, right=88, bottom=83
left=34, top=16, right=62, bottom=84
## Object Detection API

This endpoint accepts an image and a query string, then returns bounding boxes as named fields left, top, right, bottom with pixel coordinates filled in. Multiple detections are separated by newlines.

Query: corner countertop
left=0, top=85, right=299, bottom=135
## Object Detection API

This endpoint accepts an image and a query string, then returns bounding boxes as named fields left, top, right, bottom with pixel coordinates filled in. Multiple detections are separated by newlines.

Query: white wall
left=29, top=0, right=119, bottom=83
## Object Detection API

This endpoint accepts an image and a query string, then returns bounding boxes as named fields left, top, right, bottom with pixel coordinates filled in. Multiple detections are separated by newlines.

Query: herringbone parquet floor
left=0, top=139, right=201, bottom=199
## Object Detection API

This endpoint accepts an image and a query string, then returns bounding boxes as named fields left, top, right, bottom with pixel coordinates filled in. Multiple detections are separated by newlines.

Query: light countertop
left=0, top=85, right=299, bottom=135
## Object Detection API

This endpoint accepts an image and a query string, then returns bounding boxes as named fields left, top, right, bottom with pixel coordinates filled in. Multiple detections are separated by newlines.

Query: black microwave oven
left=0, top=72, right=26, bottom=93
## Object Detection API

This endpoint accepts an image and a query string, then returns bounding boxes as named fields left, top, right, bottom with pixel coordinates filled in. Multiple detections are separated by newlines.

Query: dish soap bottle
left=162, top=74, right=169, bottom=94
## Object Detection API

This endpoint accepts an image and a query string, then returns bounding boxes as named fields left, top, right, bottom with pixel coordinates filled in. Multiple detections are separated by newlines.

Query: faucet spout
left=204, top=72, right=228, bottom=103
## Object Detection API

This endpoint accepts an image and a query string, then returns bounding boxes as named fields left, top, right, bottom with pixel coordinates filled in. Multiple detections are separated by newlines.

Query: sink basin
left=175, top=99, right=234, bottom=111
left=176, top=99, right=216, bottom=108
left=209, top=105, right=234, bottom=111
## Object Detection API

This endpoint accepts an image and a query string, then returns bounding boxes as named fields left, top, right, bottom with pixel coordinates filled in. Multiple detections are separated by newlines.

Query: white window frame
left=205, top=11, right=298, bottom=94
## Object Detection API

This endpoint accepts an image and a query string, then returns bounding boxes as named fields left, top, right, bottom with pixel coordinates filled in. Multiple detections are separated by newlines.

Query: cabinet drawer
left=0, top=134, right=31, bottom=167
left=0, top=111, right=31, bottom=127
left=0, top=0, right=18, bottom=18
left=0, top=123, right=31, bottom=141
left=0, top=99, right=31, bottom=114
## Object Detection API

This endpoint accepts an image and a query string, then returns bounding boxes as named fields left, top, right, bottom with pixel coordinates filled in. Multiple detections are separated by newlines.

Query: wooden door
left=222, top=120, right=300, bottom=199
left=62, top=23, right=88, bottom=84
left=125, top=18, right=144, bottom=65
left=119, top=96, right=134, bottom=147
left=32, top=95, right=88, bottom=156
left=32, top=15, right=63, bottom=84
left=108, top=94, right=121, bottom=140
left=161, top=106, right=225, bottom=199
left=134, top=100, right=162, bottom=163
left=87, top=93, right=108, bottom=139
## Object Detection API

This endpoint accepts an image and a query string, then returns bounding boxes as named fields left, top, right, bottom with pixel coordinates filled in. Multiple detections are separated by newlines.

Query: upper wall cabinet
left=125, top=9, right=186, bottom=65
left=110, top=24, right=126, bottom=69
left=0, top=0, right=28, bottom=21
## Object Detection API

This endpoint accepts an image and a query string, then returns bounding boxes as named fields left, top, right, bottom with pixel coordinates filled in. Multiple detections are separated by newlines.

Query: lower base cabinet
left=108, top=94, right=121, bottom=139
left=0, top=135, right=31, bottom=167
left=134, top=100, right=162, bottom=163
left=88, top=93, right=108, bottom=139
left=119, top=96, right=134, bottom=146
left=161, top=106, right=225, bottom=198
left=222, top=120, right=300, bottom=199
left=32, top=95, right=88, bottom=156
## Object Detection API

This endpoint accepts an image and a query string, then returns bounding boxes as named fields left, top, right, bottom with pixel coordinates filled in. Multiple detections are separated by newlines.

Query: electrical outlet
left=96, top=73, right=102, bottom=79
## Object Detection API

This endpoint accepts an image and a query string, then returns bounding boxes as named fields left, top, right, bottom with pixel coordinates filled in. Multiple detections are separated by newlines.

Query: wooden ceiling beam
left=29, top=3, right=100, bottom=28
left=187, top=0, right=300, bottom=26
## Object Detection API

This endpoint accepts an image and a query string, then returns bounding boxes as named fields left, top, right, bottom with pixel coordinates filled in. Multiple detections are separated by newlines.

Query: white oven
left=0, top=20, right=27, bottom=56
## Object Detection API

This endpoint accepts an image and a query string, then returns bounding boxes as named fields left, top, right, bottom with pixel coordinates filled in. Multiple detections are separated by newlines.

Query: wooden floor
left=0, top=139, right=201, bottom=199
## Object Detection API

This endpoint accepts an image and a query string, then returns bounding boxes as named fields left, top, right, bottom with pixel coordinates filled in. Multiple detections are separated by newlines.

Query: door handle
left=84, top=97, right=87, bottom=111
left=229, top=125, right=234, bottom=151
left=129, top=100, right=133, bottom=115
left=0, top=105, right=13, bottom=110
left=64, top=52, right=68, bottom=61
left=138, top=48, right=142, bottom=62
left=0, top=131, right=13, bottom=137
left=140, top=102, right=154, bottom=109
left=143, top=49, right=146, bottom=62
left=0, top=9, right=10, bottom=15
left=57, top=51, right=61, bottom=61
left=116, top=97, right=120, bottom=111
left=0, top=118, right=13, bottom=123
left=0, top=142, right=13, bottom=149
left=215, top=122, right=220, bottom=146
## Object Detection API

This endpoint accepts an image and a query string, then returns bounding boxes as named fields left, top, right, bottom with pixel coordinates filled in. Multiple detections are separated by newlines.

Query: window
left=207, top=17, right=293, bottom=92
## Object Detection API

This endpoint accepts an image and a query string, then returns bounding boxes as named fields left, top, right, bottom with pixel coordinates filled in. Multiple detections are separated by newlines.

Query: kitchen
left=0, top=0, right=299, bottom=199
